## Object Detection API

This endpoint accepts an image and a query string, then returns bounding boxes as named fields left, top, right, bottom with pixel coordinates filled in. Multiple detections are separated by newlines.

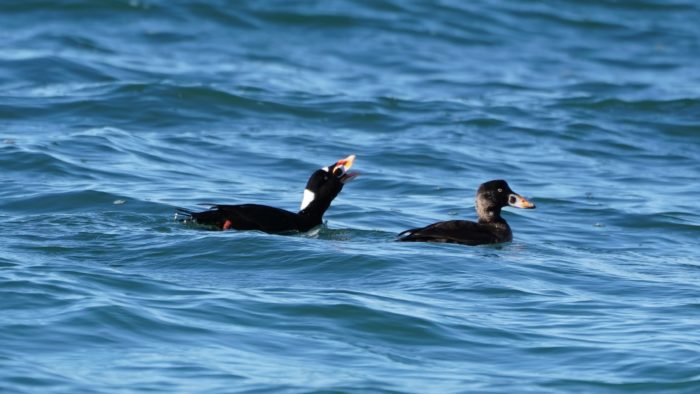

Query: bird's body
left=398, top=219, right=511, bottom=245
left=176, top=155, right=357, bottom=234
left=176, top=204, right=314, bottom=233
left=398, top=180, right=534, bottom=246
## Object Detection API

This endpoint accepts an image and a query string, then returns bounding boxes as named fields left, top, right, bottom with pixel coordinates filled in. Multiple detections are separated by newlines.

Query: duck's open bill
left=334, top=154, right=358, bottom=184
left=335, top=154, right=355, bottom=170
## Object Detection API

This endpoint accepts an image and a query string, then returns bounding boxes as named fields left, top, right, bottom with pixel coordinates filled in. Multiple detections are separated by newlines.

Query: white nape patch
left=322, top=166, right=329, bottom=172
left=300, top=189, right=316, bottom=211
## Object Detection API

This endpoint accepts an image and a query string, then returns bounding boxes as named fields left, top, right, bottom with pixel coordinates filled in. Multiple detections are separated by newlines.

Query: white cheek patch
left=300, top=189, right=316, bottom=210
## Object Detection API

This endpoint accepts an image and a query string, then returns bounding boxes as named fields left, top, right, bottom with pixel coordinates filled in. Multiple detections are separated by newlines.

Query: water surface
left=2, top=0, right=700, bottom=392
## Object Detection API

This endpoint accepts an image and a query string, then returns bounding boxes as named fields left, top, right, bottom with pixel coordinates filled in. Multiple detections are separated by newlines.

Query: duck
left=397, top=180, right=535, bottom=245
left=176, top=155, right=357, bottom=234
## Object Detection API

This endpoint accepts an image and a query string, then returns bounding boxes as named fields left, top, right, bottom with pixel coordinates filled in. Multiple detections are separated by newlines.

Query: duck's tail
left=396, top=228, right=421, bottom=242
left=174, top=207, right=196, bottom=223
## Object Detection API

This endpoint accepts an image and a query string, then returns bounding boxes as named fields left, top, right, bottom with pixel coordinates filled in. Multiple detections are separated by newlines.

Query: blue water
left=2, top=0, right=700, bottom=392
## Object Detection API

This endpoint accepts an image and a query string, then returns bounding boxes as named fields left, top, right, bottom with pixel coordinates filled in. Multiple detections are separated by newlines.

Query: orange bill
left=508, top=193, right=536, bottom=209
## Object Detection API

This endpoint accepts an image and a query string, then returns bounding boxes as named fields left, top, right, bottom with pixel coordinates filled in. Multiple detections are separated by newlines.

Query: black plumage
left=176, top=155, right=357, bottom=233
left=398, top=180, right=535, bottom=246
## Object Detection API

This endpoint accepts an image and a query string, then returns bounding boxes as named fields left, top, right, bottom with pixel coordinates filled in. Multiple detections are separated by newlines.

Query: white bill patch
left=508, top=193, right=520, bottom=207
left=300, top=189, right=316, bottom=211
left=334, top=165, right=346, bottom=177
left=508, top=193, right=533, bottom=208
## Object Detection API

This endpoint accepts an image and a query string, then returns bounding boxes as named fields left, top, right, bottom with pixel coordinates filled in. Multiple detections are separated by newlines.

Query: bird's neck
left=298, top=199, right=330, bottom=223
left=477, top=205, right=512, bottom=242
left=476, top=204, right=507, bottom=226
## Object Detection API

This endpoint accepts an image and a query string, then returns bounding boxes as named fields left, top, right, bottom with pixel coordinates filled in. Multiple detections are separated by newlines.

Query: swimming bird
left=397, top=180, right=535, bottom=245
left=176, top=155, right=358, bottom=233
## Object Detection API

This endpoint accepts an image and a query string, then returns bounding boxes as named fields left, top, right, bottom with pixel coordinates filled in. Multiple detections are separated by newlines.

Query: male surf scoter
left=397, top=180, right=535, bottom=245
left=176, top=155, right=358, bottom=234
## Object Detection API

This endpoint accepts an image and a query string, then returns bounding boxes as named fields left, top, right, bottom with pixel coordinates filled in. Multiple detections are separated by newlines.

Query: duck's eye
left=498, top=188, right=503, bottom=193
left=333, top=166, right=346, bottom=177
left=509, top=195, right=516, bottom=205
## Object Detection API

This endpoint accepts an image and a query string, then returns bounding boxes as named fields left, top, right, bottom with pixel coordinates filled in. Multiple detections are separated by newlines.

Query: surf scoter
left=397, top=180, right=535, bottom=245
left=176, top=155, right=358, bottom=233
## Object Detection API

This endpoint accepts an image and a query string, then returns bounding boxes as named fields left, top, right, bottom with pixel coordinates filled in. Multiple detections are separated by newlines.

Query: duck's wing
left=397, top=220, right=498, bottom=245
left=177, top=204, right=300, bottom=233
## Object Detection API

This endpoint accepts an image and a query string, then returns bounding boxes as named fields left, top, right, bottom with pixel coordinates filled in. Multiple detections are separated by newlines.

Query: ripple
left=2, top=0, right=700, bottom=392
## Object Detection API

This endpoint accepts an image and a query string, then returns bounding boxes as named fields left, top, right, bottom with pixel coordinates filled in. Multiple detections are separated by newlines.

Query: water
left=2, top=0, right=700, bottom=392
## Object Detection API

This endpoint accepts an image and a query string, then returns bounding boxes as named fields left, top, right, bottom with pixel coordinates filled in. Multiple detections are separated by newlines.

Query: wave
left=2, top=0, right=700, bottom=392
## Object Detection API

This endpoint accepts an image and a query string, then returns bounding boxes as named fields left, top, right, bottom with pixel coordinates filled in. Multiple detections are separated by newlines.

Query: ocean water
left=2, top=0, right=700, bottom=392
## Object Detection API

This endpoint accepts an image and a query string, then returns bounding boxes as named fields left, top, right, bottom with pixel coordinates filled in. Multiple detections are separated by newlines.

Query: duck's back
left=178, top=204, right=305, bottom=233
left=398, top=220, right=510, bottom=245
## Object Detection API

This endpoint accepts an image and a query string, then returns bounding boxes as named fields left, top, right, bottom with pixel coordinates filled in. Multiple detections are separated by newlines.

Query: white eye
left=497, top=188, right=503, bottom=193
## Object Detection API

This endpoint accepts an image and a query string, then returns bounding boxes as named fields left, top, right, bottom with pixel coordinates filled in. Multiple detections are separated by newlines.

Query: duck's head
left=299, top=154, right=358, bottom=214
left=475, top=179, right=535, bottom=220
